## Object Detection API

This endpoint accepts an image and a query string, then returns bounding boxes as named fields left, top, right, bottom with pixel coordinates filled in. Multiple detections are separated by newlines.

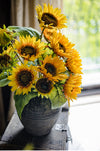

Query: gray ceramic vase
left=21, top=96, right=60, bottom=136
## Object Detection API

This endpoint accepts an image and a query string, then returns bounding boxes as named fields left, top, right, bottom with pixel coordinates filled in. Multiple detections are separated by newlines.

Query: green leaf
left=0, top=72, right=8, bottom=80
left=50, top=87, right=67, bottom=108
left=7, top=26, right=41, bottom=40
left=14, top=91, right=38, bottom=119
left=25, top=27, right=41, bottom=39
left=0, top=78, right=10, bottom=87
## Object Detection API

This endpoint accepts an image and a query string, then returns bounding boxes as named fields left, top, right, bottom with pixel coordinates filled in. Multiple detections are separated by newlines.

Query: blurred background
left=63, top=0, right=100, bottom=89
left=63, top=1, right=100, bottom=150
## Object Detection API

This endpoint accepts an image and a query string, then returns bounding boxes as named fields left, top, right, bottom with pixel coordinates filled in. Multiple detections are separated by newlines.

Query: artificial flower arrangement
left=0, top=3, right=82, bottom=118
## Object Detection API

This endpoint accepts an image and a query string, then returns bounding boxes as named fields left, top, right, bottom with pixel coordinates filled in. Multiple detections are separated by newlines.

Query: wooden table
left=0, top=106, right=71, bottom=150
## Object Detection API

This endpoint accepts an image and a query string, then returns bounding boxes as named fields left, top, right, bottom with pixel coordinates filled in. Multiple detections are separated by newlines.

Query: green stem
left=40, top=27, right=45, bottom=40
left=54, top=84, right=60, bottom=96
left=15, top=51, right=23, bottom=64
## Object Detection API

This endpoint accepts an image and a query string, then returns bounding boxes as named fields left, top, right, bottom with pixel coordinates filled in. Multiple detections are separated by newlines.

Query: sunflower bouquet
left=0, top=4, right=82, bottom=117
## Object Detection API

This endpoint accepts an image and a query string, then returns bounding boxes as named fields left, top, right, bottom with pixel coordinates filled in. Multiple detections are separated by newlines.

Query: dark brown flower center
left=0, top=69, right=2, bottom=73
left=0, top=46, right=3, bottom=53
left=59, top=43, right=66, bottom=52
left=42, top=13, right=58, bottom=27
left=45, top=63, right=56, bottom=76
left=21, top=46, right=37, bottom=57
left=0, top=54, right=11, bottom=67
left=36, top=78, right=53, bottom=93
left=16, top=70, right=33, bottom=87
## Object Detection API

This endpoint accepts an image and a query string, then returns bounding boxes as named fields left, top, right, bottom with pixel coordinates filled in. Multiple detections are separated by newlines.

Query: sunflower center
left=0, top=69, right=2, bottom=73
left=0, top=46, right=3, bottom=53
left=17, top=70, right=33, bottom=87
left=36, top=78, right=52, bottom=93
left=42, top=13, right=58, bottom=27
left=21, top=46, right=37, bottom=56
left=0, top=54, right=11, bottom=66
left=45, top=63, right=56, bottom=76
left=59, top=43, right=66, bottom=52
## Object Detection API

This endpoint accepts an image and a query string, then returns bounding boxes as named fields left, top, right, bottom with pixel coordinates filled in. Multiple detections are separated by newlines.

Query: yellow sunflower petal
left=39, top=55, right=67, bottom=82
left=13, top=35, right=45, bottom=61
left=36, top=3, right=67, bottom=29
left=0, top=27, right=13, bottom=47
left=50, top=31, right=75, bottom=58
left=64, top=74, right=82, bottom=106
left=65, top=49, right=83, bottom=74
left=8, top=63, right=38, bottom=95
left=0, top=49, right=18, bottom=71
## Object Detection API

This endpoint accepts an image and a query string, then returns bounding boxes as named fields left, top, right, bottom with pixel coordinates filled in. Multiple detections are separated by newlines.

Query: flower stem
left=40, top=27, right=45, bottom=40
left=15, top=51, right=23, bottom=64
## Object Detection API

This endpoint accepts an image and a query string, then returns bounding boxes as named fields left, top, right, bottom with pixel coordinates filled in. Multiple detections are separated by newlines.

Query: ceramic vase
left=21, top=96, right=60, bottom=136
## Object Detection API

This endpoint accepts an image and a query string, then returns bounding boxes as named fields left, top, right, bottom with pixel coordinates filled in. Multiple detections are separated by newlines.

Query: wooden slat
left=0, top=141, right=23, bottom=150
left=1, top=106, right=71, bottom=150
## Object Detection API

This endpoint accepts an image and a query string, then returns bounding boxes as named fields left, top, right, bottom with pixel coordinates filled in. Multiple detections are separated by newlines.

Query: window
left=63, top=0, right=100, bottom=90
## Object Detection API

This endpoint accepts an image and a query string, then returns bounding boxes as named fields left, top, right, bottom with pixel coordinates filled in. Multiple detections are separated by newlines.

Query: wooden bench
left=0, top=105, right=71, bottom=150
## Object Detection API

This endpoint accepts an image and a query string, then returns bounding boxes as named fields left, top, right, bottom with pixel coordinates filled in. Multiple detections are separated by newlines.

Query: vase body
left=21, top=96, right=60, bottom=136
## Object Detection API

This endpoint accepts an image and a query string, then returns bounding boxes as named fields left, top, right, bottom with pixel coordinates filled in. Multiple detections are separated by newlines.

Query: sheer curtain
left=8, top=0, right=63, bottom=121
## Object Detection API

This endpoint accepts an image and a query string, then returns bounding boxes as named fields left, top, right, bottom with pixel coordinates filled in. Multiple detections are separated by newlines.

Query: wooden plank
left=1, top=106, right=71, bottom=150
left=0, top=141, right=23, bottom=150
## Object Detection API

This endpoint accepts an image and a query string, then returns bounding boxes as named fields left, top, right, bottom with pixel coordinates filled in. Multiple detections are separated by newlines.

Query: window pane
left=63, top=0, right=100, bottom=87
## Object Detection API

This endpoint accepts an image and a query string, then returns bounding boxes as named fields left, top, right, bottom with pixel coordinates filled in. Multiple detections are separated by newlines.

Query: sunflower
left=38, top=55, right=68, bottom=82
left=50, top=31, right=75, bottom=58
left=8, top=63, right=38, bottom=95
left=13, top=35, right=45, bottom=61
left=64, top=74, right=82, bottom=106
left=36, top=3, right=67, bottom=29
left=43, top=28, right=56, bottom=42
left=65, top=49, right=83, bottom=74
left=0, top=48, right=18, bottom=71
left=0, top=26, right=14, bottom=48
left=35, top=77, right=54, bottom=98
left=0, top=53, right=11, bottom=68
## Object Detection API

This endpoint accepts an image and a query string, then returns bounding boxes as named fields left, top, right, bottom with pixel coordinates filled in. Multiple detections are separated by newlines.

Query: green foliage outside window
left=63, top=0, right=100, bottom=70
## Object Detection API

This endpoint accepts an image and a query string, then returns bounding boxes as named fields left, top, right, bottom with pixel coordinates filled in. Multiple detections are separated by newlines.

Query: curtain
left=0, top=0, right=11, bottom=136
left=7, top=0, right=63, bottom=121
left=11, top=0, right=63, bottom=30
